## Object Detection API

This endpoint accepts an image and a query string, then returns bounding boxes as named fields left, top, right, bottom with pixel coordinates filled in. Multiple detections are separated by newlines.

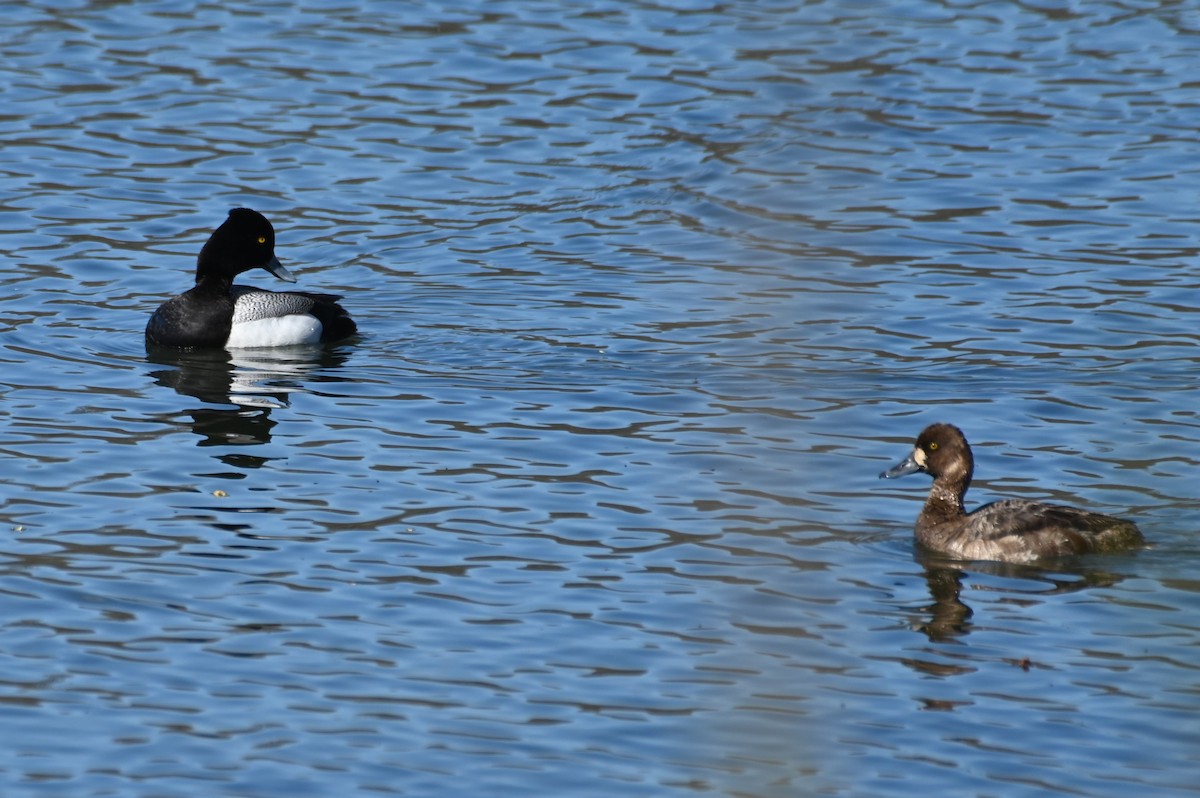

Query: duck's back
left=227, top=286, right=357, bottom=347
left=918, top=498, right=1144, bottom=563
left=231, top=286, right=318, bottom=323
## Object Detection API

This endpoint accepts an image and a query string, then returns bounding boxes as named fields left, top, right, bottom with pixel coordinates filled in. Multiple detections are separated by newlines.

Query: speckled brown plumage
left=880, top=423, right=1143, bottom=563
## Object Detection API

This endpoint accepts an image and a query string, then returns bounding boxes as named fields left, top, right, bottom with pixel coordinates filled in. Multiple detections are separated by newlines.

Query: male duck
left=880, top=423, right=1143, bottom=563
left=145, top=208, right=356, bottom=349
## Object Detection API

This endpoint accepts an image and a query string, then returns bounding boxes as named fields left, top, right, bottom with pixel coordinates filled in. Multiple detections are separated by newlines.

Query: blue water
left=0, top=1, right=1198, bottom=796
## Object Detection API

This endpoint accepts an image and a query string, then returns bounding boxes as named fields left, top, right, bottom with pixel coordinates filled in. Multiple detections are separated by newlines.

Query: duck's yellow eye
left=929, top=442, right=938, bottom=451
left=257, top=236, right=267, bottom=244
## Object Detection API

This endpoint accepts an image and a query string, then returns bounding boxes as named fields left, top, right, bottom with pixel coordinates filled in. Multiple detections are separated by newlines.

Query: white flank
left=226, top=314, right=322, bottom=348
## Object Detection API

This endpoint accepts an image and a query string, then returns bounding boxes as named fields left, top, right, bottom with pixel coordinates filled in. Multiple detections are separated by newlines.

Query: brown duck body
left=881, top=423, right=1143, bottom=564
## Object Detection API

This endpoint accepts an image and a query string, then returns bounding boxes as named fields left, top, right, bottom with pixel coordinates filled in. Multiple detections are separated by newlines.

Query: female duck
left=146, top=208, right=356, bottom=349
left=880, top=423, right=1143, bottom=563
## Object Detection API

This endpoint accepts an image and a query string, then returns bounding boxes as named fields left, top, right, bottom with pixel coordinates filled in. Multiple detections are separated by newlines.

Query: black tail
left=302, top=292, right=358, bottom=342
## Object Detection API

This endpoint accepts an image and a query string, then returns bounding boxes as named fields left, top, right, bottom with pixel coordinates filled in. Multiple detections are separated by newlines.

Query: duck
left=145, top=208, right=357, bottom=349
left=879, top=423, right=1143, bottom=563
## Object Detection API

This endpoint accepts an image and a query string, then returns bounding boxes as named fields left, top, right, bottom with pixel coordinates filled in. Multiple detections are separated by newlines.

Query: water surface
left=0, top=2, right=1198, bottom=796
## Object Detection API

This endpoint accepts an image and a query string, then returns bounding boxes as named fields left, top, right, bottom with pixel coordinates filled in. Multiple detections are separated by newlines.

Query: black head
left=195, top=208, right=295, bottom=284
left=879, top=423, right=974, bottom=485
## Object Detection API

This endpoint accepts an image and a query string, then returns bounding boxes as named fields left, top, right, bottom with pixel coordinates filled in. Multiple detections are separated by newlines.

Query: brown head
left=880, top=423, right=975, bottom=500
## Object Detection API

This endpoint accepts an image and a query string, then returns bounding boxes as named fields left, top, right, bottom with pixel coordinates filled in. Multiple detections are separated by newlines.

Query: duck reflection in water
left=910, top=555, right=1128, bottom=644
left=146, top=345, right=353, bottom=449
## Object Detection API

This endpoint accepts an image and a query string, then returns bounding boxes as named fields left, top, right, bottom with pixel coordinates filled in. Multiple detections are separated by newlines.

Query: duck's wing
left=230, top=286, right=317, bottom=324
left=970, top=499, right=1142, bottom=556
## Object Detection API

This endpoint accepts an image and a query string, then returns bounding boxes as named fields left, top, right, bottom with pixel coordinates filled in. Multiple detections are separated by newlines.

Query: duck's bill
left=879, top=452, right=922, bottom=479
left=263, top=256, right=297, bottom=283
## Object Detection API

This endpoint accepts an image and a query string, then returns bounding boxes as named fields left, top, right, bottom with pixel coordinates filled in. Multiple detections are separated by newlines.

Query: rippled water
left=1, top=1, right=1199, bottom=796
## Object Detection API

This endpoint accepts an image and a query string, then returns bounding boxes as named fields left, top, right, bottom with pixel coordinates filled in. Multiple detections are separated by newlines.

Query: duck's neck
left=193, top=271, right=234, bottom=293
left=918, top=477, right=968, bottom=527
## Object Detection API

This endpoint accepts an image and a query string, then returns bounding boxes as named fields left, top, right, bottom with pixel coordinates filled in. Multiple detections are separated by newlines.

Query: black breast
left=146, top=289, right=235, bottom=348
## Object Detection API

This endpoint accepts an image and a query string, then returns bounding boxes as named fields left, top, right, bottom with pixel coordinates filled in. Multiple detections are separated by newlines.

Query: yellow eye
left=929, top=442, right=938, bottom=451
left=257, top=236, right=267, bottom=244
